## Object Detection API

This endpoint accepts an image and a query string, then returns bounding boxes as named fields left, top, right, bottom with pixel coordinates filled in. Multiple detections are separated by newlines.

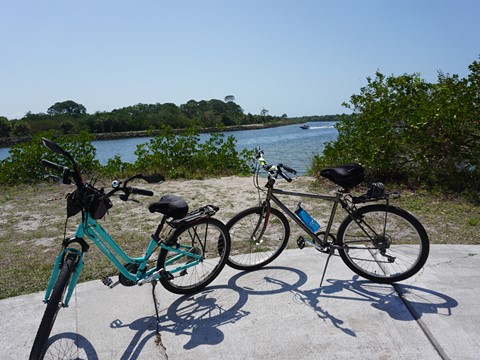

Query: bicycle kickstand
left=151, top=281, right=168, bottom=350
left=151, top=280, right=161, bottom=335
left=319, top=247, right=335, bottom=287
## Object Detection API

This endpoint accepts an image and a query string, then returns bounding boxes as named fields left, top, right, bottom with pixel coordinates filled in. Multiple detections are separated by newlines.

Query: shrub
left=312, top=58, right=480, bottom=196
left=0, top=131, right=99, bottom=184
left=0, top=127, right=254, bottom=184
left=132, top=127, right=253, bottom=179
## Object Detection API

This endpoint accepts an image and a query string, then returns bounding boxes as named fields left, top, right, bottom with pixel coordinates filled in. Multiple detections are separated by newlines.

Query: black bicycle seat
left=149, top=194, right=189, bottom=219
left=320, top=163, right=365, bottom=189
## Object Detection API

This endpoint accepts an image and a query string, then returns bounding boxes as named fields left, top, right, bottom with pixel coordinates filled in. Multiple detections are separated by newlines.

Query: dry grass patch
left=1, top=176, right=478, bottom=299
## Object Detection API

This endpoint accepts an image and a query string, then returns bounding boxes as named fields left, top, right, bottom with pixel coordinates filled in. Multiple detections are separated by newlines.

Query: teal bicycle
left=30, top=138, right=231, bottom=359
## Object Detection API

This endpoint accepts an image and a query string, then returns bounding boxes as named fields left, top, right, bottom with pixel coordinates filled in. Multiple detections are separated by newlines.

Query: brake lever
left=44, top=174, right=60, bottom=182
left=44, top=175, right=73, bottom=185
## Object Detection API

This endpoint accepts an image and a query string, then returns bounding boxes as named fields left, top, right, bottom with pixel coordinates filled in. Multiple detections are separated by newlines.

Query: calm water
left=0, top=121, right=338, bottom=175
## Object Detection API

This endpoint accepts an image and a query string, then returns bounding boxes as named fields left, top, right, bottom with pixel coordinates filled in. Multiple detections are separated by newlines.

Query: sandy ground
left=0, top=175, right=330, bottom=256
left=109, top=175, right=331, bottom=242
left=141, top=175, right=322, bottom=223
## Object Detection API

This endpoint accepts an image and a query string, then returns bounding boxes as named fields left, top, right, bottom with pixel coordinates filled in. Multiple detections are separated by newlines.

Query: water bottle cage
left=295, top=204, right=320, bottom=233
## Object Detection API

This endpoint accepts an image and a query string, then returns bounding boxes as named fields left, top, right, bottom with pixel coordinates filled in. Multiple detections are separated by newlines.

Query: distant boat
left=300, top=124, right=310, bottom=129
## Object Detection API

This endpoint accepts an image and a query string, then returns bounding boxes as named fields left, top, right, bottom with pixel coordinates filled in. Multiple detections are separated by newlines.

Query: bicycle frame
left=259, top=182, right=395, bottom=261
left=266, top=186, right=343, bottom=248
left=43, top=212, right=202, bottom=307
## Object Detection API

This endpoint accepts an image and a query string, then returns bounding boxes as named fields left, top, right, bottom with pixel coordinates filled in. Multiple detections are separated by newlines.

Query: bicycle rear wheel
left=157, top=218, right=231, bottom=294
left=337, top=204, right=429, bottom=283
left=226, top=206, right=290, bottom=271
left=30, top=255, right=77, bottom=360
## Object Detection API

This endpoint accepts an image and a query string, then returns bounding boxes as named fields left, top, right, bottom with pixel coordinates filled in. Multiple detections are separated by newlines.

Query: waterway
left=0, top=121, right=338, bottom=175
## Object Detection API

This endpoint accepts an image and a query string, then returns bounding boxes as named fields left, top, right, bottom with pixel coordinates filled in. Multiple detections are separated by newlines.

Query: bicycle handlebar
left=42, top=158, right=154, bottom=201
left=41, top=159, right=68, bottom=173
left=282, top=164, right=297, bottom=175
left=131, top=188, right=154, bottom=197
left=41, top=159, right=84, bottom=186
left=255, top=147, right=297, bottom=183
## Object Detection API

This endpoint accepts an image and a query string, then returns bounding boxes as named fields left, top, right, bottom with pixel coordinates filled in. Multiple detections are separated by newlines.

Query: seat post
left=154, top=216, right=168, bottom=239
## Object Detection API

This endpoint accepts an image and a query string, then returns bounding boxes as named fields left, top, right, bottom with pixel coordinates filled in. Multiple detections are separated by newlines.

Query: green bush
left=312, top=57, right=480, bottom=197
left=0, top=128, right=253, bottom=184
left=132, top=127, right=253, bottom=179
left=0, top=131, right=99, bottom=184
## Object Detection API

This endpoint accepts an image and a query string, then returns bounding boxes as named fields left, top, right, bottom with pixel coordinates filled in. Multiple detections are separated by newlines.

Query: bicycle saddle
left=149, top=194, right=189, bottom=219
left=320, top=163, right=365, bottom=189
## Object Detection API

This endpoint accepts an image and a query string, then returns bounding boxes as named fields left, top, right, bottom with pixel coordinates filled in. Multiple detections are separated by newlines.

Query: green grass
left=0, top=179, right=478, bottom=300
left=393, top=190, right=480, bottom=245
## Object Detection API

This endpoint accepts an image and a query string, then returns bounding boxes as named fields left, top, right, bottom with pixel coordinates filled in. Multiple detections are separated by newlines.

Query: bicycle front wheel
left=337, top=204, right=429, bottom=284
left=157, top=218, right=231, bottom=294
left=226, top=207, right=290, bottom=271
left=30, top=255, right=77, bottom=360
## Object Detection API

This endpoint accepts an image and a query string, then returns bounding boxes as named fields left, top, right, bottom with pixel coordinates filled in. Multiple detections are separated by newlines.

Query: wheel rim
left=341, top=210, right=425, bottom=279
left=228, top=211, right=287, bottom=268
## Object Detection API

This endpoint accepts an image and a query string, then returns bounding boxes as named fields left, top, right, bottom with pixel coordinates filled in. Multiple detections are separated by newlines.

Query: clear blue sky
left=1, top=0, right=479, bottom=120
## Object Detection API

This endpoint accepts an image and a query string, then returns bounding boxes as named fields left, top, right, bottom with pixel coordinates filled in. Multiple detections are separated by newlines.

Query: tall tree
left=224, top=95, right=235, bottom=103
left=0, top=116, right=11, bottom=137
left=47, top=100, right=87, bottom=116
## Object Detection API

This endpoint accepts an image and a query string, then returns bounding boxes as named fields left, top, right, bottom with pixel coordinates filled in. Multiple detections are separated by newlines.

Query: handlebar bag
left=88, top=195, right=113, bottom=219
left=66, top=190, right=83, bottom=218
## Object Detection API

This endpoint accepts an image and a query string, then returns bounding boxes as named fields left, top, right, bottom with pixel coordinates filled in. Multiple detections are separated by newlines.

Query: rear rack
left=169, top=205, right=219, bottom=228
left=351, top=191, right=401, bottom=204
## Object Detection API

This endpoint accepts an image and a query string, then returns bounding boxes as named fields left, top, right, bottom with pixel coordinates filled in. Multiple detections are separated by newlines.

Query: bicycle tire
left=337, top=204, right=429, bottom=284
left=225, top=206, right=290, bottom=271
left=30, top=255, right=77, bottom=360
left=157, top=218, right=231, bottom=294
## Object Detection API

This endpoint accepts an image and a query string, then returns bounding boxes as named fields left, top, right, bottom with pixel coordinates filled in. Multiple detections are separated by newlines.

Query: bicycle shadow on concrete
left=109, top=283, right=251, bottom=357
left=43, top=332, right=99, bottom=360
left=227, top=266, right=459, bottom=337
left=41, top=268, right=458, bottom=359
left=105, top=268, right=307, bottom=355
left=228, top=265, right=357, bottom=336
left=316, top=275, right=459, bottom=321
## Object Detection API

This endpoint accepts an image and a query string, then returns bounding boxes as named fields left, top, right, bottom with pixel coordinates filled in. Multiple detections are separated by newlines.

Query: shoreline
left=0, top=121, right=305, bottom=148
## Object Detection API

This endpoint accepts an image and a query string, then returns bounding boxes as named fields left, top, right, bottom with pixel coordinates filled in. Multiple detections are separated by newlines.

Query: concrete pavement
left=1, top=245, right=479, bottom=359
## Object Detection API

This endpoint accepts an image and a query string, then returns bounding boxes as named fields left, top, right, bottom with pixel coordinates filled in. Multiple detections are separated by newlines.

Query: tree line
left=0, top=97, right=343, bottom=139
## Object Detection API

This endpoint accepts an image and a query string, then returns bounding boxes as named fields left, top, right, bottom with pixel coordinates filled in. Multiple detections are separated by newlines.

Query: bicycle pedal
left=159, top=269, right=174, bottom=280
left=102, top=276, right=113, bottom=287
left=296, top=236, right=306, bottom=250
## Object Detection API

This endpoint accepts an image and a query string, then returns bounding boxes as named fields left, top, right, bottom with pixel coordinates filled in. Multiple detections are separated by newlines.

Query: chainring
left=119, top=263, right=140, bottom=287
left=313, top=231, right=336, bottom=253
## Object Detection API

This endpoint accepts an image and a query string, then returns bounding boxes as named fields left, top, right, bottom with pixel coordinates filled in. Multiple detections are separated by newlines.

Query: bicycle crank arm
left=102, top=276, right=120, bottom=289
left=297, top=236, right=330, bottom=253
left=137, top=268, right=173, bottom=285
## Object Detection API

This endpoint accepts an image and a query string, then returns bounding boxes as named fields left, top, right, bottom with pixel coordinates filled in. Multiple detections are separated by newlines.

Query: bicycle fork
left=43, top=237, right=88, bottom=307
left=249, top=201, right=271, bottom=244
left=43, top=249, right=84, bottom=308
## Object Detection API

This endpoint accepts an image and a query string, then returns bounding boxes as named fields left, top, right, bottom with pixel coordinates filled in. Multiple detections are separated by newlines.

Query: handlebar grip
left=132, top=188, right=154, bottom=196
left=279, top=171, right=293, bottom=183
left=41, top=159, right=67, bottom=173
left=280, top=164, right=297, bottom=175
